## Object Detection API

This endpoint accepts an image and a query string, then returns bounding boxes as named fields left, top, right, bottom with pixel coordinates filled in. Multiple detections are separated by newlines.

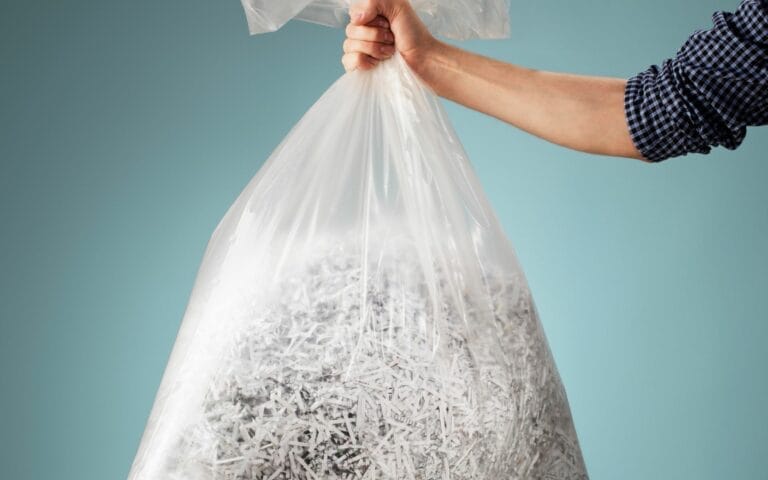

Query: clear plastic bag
left=127, top=1, right=588, bottom=479
left=240, top=0, right=511, bottom=39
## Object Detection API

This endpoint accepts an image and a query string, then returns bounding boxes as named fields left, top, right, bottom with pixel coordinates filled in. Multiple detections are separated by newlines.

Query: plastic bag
left=127, top=1, right=588, bottom=479
left=240, top=0, right=511, bottom=39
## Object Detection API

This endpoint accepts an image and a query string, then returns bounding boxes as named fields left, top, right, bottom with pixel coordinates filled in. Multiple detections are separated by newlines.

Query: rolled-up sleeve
left=624, top=0, right=768, bottom=162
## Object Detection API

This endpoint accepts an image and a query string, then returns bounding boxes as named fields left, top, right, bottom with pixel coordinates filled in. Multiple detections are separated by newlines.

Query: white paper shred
left=165, top=238, right=588, bottom=479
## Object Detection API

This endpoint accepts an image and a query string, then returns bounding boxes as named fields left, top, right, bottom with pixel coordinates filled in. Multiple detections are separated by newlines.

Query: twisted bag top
left=240, top=0, right=510, bottom=39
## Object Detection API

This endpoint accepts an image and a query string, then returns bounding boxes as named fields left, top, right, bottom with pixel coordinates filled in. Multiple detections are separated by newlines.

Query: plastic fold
left=240, top=0, right=511, bottom=39
left=127, top=1, right=588, bottom=478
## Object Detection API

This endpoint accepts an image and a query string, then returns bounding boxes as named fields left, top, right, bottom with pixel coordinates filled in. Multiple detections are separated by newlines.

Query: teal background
left=1, top=0, right=766, bottom=478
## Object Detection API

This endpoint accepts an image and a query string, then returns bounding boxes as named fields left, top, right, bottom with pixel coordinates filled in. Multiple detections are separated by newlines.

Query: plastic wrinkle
left=127, top=2, right=588, bottom=478
left=239, top=0, right=511, bottom=40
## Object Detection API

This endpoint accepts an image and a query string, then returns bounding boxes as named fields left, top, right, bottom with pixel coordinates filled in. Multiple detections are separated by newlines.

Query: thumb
left=349, top=1, right=380, bottom=26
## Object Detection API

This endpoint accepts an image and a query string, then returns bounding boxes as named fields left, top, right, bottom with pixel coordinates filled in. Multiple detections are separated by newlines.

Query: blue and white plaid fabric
left=624, top=0, right=768, bottom=162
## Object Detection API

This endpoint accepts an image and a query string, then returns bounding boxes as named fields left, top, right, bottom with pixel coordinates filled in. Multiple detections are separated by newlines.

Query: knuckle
left=366, top=43, right=380, bottom=57
left=366, top=27, right=381, bottom=42
left=361, top=26, right=377, bottom=42
left=355, top=26, right=369, bottom=40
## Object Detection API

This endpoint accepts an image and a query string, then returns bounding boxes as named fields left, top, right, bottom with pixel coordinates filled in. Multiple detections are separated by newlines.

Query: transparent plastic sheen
left=127, top=1, right=588, bottom=479
left=240, top=0, right=510, bottom=39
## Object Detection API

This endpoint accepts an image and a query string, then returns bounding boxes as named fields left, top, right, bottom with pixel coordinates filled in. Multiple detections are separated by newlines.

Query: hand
left=342, top=0, right=436, bottom=74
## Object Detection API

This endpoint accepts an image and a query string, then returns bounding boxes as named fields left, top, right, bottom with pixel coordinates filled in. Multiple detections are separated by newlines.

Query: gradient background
left=1, top=0, right=766, bottom=478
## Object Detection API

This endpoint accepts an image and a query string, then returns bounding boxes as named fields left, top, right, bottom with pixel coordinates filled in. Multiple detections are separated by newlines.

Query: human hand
left=342, top=0, right=436, bottom=73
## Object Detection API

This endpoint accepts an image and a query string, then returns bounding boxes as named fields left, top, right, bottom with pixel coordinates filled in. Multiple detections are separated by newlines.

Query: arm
left=344, top=0, right=644, bottom=161
left=409, top=41, right=644, bottom=160
left=344, top=0, right=768, bottom=163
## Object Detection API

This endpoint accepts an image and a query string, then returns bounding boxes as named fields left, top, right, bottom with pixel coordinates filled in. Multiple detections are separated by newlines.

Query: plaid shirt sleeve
left=624, top=0, right=768, bottom=162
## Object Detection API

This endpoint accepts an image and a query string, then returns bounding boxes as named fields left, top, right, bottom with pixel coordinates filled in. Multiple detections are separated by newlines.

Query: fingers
left=343, top=9, right=395, bottom=73
left=368, top=15, right=390, bottom=30
left=345, top=23, right=393, bottom=44
left=341, top=13, right=395, bottom=72
left=343, top=38, right=395, bottom=60
left=341, top=52, right=379, bottom=72
left=349, top=0, right=380, bottom=26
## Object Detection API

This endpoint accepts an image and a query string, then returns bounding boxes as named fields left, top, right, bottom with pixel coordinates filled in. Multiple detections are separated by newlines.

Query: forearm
left=412, top=40, right=645, bottom=160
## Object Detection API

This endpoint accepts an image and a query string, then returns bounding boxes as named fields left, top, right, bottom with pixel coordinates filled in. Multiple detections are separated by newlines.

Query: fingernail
left=381, top=45, right=395, bottom=54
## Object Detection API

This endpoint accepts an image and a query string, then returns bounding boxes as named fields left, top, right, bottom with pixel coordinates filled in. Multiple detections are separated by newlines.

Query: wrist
left=403, top=37, right=447, bottom=93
